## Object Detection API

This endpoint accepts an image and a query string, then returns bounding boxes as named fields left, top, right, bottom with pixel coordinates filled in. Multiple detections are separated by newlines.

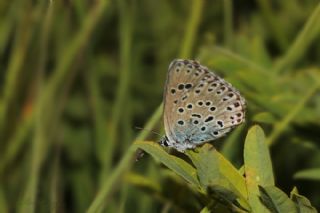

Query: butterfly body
left=161, top=59, right=246, bottom=152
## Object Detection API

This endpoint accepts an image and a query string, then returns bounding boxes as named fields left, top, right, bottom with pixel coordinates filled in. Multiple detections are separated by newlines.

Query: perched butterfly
left=160, top=59, right=246, bottom=152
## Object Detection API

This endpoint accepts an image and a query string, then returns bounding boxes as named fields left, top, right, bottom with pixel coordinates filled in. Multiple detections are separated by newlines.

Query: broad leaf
left=290, top=187, right=317, bottom=213
left=186, top=144, right=220, bottom=188
left=244, top=125, right=274, bottom=212
left=207, top=185, right=249, bottom=213
left=216, top=149, right=248, bottom=201
left=199, top=206, right=211, bottom=213
left=244, top=125, right=274, bottom=186
left=134, top=141, right=200, bottom=188
left=186, top=144, right=250, bottom=211
left=259, top=186, right=297, bottom=213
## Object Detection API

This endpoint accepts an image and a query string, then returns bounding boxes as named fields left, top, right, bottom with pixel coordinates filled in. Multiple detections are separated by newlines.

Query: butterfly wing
left=163, top=59, right=204, bottom=149
left=163, top=59, right=246, bottom=151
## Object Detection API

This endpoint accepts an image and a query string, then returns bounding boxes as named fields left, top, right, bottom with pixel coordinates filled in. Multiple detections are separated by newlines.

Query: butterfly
left=160, top=59, right=246, bottom=152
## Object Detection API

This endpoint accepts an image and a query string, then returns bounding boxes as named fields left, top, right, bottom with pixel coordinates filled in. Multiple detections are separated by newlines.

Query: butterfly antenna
left=134, top=126, right=162, bottom=137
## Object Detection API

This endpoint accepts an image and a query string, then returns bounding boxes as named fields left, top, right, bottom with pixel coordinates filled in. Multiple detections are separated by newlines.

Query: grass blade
left=293, top=168, right=320, bottom=181
left=87, top=104, right=163, bottom=213
left=273, top=3, right=320, bottom=73
left=266, top=82, right=320, bottom=145
left=179, top=0, right=204, bottom=58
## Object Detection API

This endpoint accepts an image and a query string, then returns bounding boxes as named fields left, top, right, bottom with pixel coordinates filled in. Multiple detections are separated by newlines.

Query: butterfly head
left=159, top=134, right=197, bottom=152
left=159, top=136, right=169, bottom=147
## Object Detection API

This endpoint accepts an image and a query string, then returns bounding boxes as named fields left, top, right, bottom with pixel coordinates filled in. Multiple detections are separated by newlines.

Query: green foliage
left=244, top=126, right=272, bottom=213
left=290, top=187, right=317, bottom=213
left=134, top=141, right=200, bottom=187
left=135, top=126, right=317, bottom=212
left=0, top=0, right=320, bottom=212
left=294, top=169, right=320, bottom=181
left=259, top=186, right=296, bottom=213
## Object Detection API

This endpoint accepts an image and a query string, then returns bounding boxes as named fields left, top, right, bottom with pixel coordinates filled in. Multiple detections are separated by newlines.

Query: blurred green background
left=0, top=0, right=320, bottom=212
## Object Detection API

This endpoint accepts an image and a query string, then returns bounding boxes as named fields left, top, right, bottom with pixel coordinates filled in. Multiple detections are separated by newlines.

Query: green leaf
left=290, top=187, right=317, bottom=213
left=186, top=144, right=248, bottom=197
left=134, top=141, right=201, bottom=188
left=186, top=144, right=250, bottom=211
left=208, top=185, right=237, bottom=205
left=207, top=185, right=249, bottom=213
left=186, top=144, right=220, bottom=188
left=259, top=186, right=297, bottom=213
left=216, top=149, right=248, bottom=200
left=244, top=125, right=274, bottom=212
left=244, top=125, right=274, bottom=185
left=199, top=206, right=211, bottom=213
left=293, top=168, right=320, bottom=181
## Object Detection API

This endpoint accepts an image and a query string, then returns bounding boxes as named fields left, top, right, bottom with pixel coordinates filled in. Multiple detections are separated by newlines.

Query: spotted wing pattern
left=162, top=59, right=246, bottom=151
